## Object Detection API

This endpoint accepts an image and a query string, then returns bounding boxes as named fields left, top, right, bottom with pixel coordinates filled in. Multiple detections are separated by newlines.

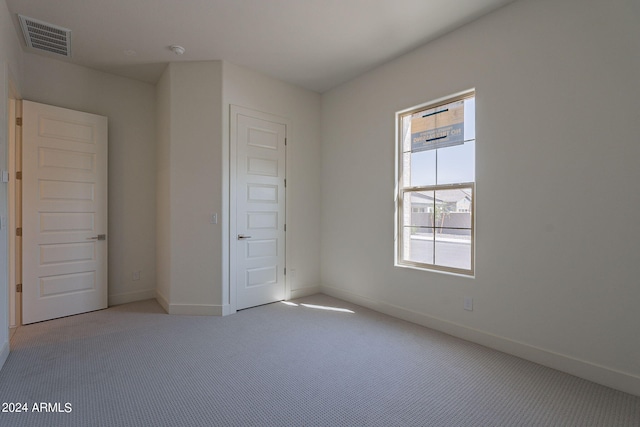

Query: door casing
left=8, top=84, right=21, bottom=328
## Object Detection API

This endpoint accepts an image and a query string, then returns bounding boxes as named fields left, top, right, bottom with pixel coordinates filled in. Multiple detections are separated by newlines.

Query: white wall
left=320, top=0, right=640, bottom=395
left=0, top=0, right=23, bottom=368
left=155, top=65, right=171, bottom=309
left=22, top=54, right=157, bottom=306
left=156, top=61, right=224, bottom=314
left=223, top=61, right=322, bottom=301
left=156, top=60, right=321, bottom=314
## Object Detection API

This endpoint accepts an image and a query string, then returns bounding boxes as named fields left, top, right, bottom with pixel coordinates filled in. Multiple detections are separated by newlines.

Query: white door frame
left=228, top=105, right=290, bottom=313
left=8, top=80, right=21, bottom=329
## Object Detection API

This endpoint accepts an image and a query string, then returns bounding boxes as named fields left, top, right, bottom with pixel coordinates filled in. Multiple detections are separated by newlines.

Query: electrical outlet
left=210, top=213, right=218, bottom=224
left=464, top=296, right=473, bottom=311
left=132, top=270, right=141, bottom=281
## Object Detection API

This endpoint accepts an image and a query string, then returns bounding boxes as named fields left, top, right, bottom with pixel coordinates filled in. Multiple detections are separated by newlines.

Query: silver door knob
left=237, top=234, right=252, bottom=240
left=87, top=234, right=106, bottom=241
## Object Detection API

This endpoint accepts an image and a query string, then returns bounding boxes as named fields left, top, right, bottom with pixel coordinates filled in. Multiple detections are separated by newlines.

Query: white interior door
left=231, top=106, right=286, bottom=310
left=22, top=101, right=108, bottom=324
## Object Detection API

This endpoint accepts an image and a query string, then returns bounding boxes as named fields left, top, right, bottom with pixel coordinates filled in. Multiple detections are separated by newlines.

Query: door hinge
left=284, top=268, right=286, bottom=275
left=16, top=117, right=22, bottom=126
left=16, top=227, right=22, bottom=237
left=16, top=284, right=22, bottom=293
left=16, top=171, right=22, bottom=180
left=284, top=138, right=287, bottom=146
left=284, top=179, right=286, bottom=188
left=284, top=224, right=286, bottom=232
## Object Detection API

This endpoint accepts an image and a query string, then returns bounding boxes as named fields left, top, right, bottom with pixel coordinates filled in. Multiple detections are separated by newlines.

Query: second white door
left=232, top=106, right=286, bottom=310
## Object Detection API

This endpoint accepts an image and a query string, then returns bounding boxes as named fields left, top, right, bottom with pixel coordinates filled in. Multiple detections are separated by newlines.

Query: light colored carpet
left=0, top=293, right=638, bottom=426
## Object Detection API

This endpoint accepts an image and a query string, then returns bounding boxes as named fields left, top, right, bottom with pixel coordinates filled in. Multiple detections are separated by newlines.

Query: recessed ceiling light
left=123, top=49, right=137, bottom=56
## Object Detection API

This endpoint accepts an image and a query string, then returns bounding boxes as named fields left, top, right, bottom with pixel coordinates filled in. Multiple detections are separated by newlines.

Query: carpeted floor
left=0, top=293, right=638, bottom=426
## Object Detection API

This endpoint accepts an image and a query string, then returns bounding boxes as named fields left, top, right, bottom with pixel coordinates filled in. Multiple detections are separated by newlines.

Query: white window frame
left=395, top=90, right=475, bottom=276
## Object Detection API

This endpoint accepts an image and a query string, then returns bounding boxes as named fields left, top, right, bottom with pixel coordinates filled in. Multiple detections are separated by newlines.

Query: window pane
left=404, top=191, right=434, bottom=227
left=404, top=227, right=434, bottom=265
left=409, top=150, right=436, bottom=187
left=433, top=188, right=473, bottom=227
left=410, top=101, right=465, bottom=153
left=433, top=186, right=472, bottom=271
left=434, top=228, right=471, bottom=270
left=436, top=141, right=475, bottom=185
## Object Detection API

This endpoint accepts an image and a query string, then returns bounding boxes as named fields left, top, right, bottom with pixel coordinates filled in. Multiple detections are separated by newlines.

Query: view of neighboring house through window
left=396, top=91, right=475, bottom=275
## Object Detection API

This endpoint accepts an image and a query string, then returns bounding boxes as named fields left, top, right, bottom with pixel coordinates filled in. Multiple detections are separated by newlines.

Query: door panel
left=22, top=101, right=108, bottom=324
left=232, top=107, right=286, bottom=310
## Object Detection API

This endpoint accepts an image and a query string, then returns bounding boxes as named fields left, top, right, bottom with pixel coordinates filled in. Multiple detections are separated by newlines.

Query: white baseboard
left=108, top=289, right=156, bottom=306
left=155, top=291, right=169, bottom=314
left=0, top=339, right=9, bottom=371
left=321, top=285, right=640, bottom=397
left=154, top=290, right=223, bottom=316
left=290, top=285, right=321, bottom=300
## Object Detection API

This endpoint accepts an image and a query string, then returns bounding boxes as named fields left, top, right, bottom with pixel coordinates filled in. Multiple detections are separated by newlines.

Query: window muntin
left=397, top=92, right=475, bottom=275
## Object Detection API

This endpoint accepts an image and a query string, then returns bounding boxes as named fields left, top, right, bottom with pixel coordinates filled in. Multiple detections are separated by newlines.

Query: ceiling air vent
left=18, top=14, right=71, bottom=58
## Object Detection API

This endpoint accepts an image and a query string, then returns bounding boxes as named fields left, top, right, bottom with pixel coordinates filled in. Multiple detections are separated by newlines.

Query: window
left=396, top=91, right=475, bottom=275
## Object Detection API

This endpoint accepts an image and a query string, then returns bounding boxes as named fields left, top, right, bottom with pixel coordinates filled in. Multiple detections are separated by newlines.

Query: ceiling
left=6, top=0, right=515, bottom=93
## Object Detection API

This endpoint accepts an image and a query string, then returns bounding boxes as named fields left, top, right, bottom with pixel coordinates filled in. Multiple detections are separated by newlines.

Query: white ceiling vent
left=18, top=14, right=71, bottom=58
